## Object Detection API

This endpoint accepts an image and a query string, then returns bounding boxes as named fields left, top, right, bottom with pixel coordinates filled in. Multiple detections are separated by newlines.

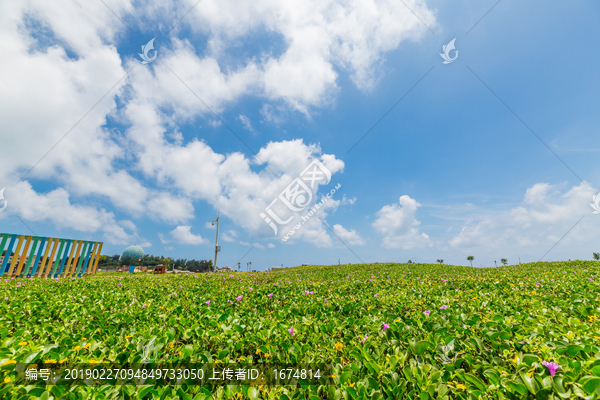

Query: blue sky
left=1, top=0, right=599, bottom=269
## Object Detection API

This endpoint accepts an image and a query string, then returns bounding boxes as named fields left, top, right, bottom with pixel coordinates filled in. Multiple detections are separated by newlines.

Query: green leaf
left=340, top=371, right=352, bottom=385
left=464, top=373, right=486, bottom=392
left=414, top=341, right=434, bottom=355
left=552, top=376, right=572, bottom=399
left=247, top=387, right=259, bottom=399
left=506, top=381, right=529, bottom=396
left=520, top=372, right=539, bottom=394
left=579, top=376, right=600, bottom=395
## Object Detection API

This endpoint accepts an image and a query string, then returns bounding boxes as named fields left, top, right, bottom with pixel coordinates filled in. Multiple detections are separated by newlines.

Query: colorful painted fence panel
left=0, top=233, right=103, bottom=278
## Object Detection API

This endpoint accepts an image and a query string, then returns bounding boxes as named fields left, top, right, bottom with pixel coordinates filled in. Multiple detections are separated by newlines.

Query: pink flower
left=324, top=299, right=328, bottom=303
left=267, top=293, right=273, bottom=299
left=440, top=305, right=448, bottom=310
left=206, top=300, right=210, bottom=306
left=542, top=361, right=560, bottom=376
left=361, top=335, right=368, bottom=345
left=4, top=297, right=7, bottom=300
left=417, top=277, right=420, bottom=280
left=374, top=293, right=379, bottom=297
left=236, top=295, right=243, bottom=302
left=589, top=278, right=593, bottom=281
left=249, top=287, right=253, bottom=291
left=142, top=304, right=147, bottom=308
left=118, top=283, right=122, bottom=286
left=228, top=300, right=233, bottom=304
left=423, top=310, right=431, bottom=316
left=288, top=326, right=294, bottom=337
left=382, top=322, right=390, bottom=331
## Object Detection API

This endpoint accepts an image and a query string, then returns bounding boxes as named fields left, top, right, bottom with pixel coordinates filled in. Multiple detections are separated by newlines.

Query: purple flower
left=267, top=293, right=273, bottom=299
left=382, top=322, right=390, bottom=331
left=288, top=326, right=294, bottom=337
left=324, top=299, right=328, bottom=303
left=236, top=295, right=243, bottom=302
left=542, top=361, right=560, bottom=376
left=423, top=310, right=431, bottom=316
left=206, top=300, right=210, bottom=306
left=228, top=300, right=233, bottom=304
left=374, top=293, right=379, bottom=297
left=440, top=305, right=448, bottom=310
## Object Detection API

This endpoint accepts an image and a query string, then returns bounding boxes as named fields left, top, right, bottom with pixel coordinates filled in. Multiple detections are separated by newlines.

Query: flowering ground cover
left=1, top=260, right=599, bottom=399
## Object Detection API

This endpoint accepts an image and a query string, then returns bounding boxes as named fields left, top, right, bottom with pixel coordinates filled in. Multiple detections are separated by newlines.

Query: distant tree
left=407, top=260, right=413, bottom=264
left=501, top=258, right=508, bottom=266
left=437, top=259, right=443, bottom=265
left=467, top=256, right=474, bottom=267
left=120, top=256, right=137, bottom=267
left=111, top=254, right=120, bottom=262
left=594, top=253, right=600, bottom=261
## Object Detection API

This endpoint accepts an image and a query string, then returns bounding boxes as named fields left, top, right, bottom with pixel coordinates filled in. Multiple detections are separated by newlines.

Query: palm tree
left=467, top=256, right=474, bottom=267
left=237, top=262, right=241, bottom=272
left=501, top=258, right=508, bottom=266
left=437, top=259, right=443, bottom=265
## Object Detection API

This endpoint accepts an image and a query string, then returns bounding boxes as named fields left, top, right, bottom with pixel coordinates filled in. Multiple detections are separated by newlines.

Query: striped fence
left=0, top=233, right=103, bottom=278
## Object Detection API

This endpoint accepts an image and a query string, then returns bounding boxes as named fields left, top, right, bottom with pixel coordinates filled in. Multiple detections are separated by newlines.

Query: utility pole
left=212, top=211, right=220, bottom=273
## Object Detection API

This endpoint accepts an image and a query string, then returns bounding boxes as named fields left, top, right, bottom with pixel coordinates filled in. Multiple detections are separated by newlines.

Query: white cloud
left=169, top=225, right=210, bottom=245
left=267, top=243, right=276, bottom=248
left=221, top=230, right=237, bottom=242
left=341, top=195, right=357, bottom=205
left=372, top=195, right=431, bottom=249
left=148, top=0, right=436, bottom=112
left=238, top=114, right=256, bottom=134
left=332, top=224, right=366, bottom=246
left=158, top=233, right=170, bottom=244
left=449, top=182, right=599, bottom=257
left=6, top=182, right=134, bottom=245
left=146, top=192, right=195, bottom=223
left=0, top=0, right=433, bottom=250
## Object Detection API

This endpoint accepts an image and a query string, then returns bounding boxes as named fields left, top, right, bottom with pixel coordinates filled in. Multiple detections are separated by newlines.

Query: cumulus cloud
left=332, top=224, right=365, bottom=246
left=169, top=225, right=210, bottom=245
left=5, top=182, right=135, bottom=245
left=372, top=195, right=431, bottom=249
left=221, top=230, right=237, bottom=242
left=449, top=182, right=598, bottom=256
left=0, top=0, right=434, bottom=250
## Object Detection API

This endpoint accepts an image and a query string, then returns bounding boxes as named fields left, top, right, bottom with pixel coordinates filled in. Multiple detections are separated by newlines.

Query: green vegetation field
left=1, top=261, right=600, bottom=399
